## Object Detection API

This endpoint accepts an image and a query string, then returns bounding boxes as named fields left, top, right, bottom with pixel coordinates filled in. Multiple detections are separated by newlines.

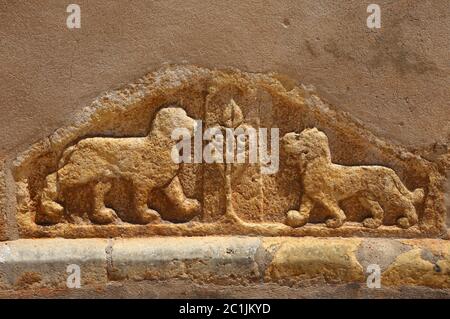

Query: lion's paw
left=397, top=217, right=412, bottom=229
left=91, top=208, right=118, bottom=225
left=136, top=208, right=161, bottom=224
left=180, top=198, right=201, bottom=216
left=325, top=217, right=345, bottom=228
left=286, top=210, right=308, bottom=228
left=39, top=201, right=65, bottom=224
left=363, top=218, right=382, bottom=229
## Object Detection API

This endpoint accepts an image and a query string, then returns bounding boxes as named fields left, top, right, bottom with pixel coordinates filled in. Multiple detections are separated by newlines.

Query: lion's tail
left=410, top=188, right=425, bottom=205
left=391, top=173, right=424, bottom=205
left=58, top=145, right=76, bottom=168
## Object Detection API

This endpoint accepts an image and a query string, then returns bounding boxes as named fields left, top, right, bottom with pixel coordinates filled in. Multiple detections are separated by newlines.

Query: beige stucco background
left=1, top=0, right=449, bottom=158
left=1, top=1, right=450, bottom=299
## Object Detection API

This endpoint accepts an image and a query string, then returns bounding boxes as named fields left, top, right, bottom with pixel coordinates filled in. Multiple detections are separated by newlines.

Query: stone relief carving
left=282, top=128, right=424, bottom=229
left=38, top=107, right=201, bottom=225
left=10, top=65, right=448, bottom=239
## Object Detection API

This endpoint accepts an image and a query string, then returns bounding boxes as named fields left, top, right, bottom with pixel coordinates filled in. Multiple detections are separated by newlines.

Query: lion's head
left=281, top=128, right=331, bottom=167
left=151, top=106, right=198, bottom=140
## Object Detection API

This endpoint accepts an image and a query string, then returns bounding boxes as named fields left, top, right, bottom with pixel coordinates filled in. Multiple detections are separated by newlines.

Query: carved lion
left=38, top=107, right=201, bottom=225
left=281, top=128, right=424, bottom=229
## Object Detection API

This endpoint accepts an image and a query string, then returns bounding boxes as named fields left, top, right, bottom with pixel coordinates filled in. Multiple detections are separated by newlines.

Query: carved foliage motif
left=12, top=66, right=447, bottom=238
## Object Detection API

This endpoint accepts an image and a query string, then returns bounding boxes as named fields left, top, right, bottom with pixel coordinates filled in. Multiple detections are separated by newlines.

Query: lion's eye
left=295, top=135, right=301, bottom=140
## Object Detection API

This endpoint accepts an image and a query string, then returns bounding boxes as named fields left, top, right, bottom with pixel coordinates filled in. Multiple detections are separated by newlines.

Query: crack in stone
left=105, top=238, right=114, bottom=280
left=254, top=240, right=280, bottom=283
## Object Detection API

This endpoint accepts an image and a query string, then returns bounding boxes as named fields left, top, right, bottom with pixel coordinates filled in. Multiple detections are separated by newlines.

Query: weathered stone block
left=109, top=237, right=262, bottom=284
left=263, top=238, right=364, bottom=285
left=0, top=239, right=108, bottom=290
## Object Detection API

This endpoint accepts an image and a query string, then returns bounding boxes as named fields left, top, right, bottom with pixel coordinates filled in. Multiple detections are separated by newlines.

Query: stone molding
left=0, top=237, right=448, bottom=298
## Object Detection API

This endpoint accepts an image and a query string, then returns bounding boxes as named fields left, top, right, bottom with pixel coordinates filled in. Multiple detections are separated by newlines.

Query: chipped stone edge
left=0, top=161, right=7, bottom=241
left=0, top=237, right=448, bottom=297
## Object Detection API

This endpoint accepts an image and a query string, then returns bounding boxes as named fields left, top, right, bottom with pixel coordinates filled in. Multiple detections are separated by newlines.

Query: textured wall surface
left=0, top=0, right=449, bottom=158
left=0, top=1, right=449, bottom=299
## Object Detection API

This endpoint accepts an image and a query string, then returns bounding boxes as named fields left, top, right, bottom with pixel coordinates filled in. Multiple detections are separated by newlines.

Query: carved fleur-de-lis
left=220, top=99, right=243, bottom=128
left=219, top=99, right=248, bottom=224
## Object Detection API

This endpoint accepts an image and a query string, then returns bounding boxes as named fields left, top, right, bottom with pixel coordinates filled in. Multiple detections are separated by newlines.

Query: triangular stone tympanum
left=10, top=65, right=448, bottom=239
